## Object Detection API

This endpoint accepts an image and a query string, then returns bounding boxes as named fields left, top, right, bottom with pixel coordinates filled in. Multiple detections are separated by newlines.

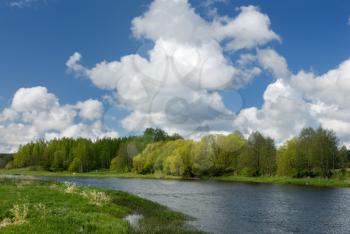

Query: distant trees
left=11, top=128, right=181, bottom=173
left=9, top=127, right=349, bottom=179
left=191, top=132, right=246, bottom=176
left=238, top=132, right=276, bottom=176
left=276, top=138, right=298, bottom=177
left=133, top=127, right=347, bottom=178
left=0, top=154, right=13, bottom=169
left=277, top=127, right=343, bottom=178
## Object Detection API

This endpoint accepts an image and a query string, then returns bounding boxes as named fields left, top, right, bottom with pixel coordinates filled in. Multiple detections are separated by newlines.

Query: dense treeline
left=11, top=128, right=181, bottom=172
left=133, top=131, right=276, bottom=177
left=7, top=127, right=350, bottom=178
left=277, top=128, right=349, bottom=178
left=0, top=154, right=13, bottom=168
left=133, top=128, right=349, bottom=178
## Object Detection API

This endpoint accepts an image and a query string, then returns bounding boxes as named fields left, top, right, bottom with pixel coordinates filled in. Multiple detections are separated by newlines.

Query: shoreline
left=0, top=177, right=203, bottom=234
left=1, top=168, right=350, bottom=188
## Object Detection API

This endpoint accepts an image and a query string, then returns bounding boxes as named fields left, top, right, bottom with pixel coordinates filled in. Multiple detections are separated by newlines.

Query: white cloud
left=76, top=99, right=104, bottom=121
left=234, top=49, right=350, bottom=146
left=0, top=87, right=118, bottom=152
left=65, top=0, right=350, bottom=147
left=131, top=1, right=279, bottom=51
left=233, top=78, right=315, bottom=142
left=6, top=0, right=46, bottom=8
left=291, top=59, right=350, bottom=109
left=257, top=49, right=290, bottom=80
left=66, top=52, right=87, bottom=77
left=11, top=87, right=58, bottom=112
left=214, top=6, right=281, bottom=51
left=202, top=0, right=227, bottom=8
left=67, top=0, right=278, bottom=138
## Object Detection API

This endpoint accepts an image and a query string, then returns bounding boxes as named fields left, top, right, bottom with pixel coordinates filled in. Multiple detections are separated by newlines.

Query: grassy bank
left=1, top=168, right=350, bottom=188
left=212, top=175, right=350, bottom=188
left=0, top=178, right=203, bottom=234
left=0, top=168, right=183, bottom=180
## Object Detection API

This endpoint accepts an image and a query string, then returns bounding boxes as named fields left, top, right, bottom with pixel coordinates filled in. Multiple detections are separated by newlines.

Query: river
left=29, top=177, right=350, bottom=233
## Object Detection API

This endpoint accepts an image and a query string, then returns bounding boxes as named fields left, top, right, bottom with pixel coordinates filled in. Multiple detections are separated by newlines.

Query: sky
left=0, top=0, right=350, bottom=152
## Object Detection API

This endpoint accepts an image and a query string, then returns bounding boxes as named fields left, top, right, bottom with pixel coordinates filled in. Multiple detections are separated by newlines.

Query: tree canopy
left=8, top=127, right=348, bottom=178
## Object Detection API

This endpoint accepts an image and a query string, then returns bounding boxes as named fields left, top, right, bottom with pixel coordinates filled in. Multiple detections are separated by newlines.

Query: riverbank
left=0, top=168, right=184, bottom=179
left=212, top=175, right=350, bottom=187
left=1, top=168, right=350, bottom=188
left=0, top=177, right=203, bottom=234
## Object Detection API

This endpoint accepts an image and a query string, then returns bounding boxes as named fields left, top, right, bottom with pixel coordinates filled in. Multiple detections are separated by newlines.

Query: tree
left=277, top=138, right=298, bottom=176
left=192, top=139, right=214, bottom=176
left=338, top=146, right=348, bottom=175
left=296, top=128, right=316, bottom=177
left=68, top=157, right=82, bottom=173
left=238, top=132, right=276, bottom=176
left=110, top=154, right=130, bottom=173
left=133, top=142, right=159, bottom=174
left=313, top=128, right=338, bottom=178
left=51, top=150, right=66, bottom=172
left=174, top=140, right=195, bottom=177
left=9, top=127, right=344, bottom=179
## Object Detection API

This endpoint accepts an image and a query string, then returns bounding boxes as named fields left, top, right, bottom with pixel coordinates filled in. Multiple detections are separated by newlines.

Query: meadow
left=0, top=177, right=203, bottom=234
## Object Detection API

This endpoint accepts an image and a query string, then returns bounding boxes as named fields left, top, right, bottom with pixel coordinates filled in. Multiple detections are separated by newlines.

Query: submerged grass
left=0, top=177, right=203, bottom=234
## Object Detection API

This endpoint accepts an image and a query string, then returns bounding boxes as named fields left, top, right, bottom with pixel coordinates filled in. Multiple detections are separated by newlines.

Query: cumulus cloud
left=67, top=0, right=279, bottom=138
left=65, top=0, right=350, bottom=147
left=76, top=99, right=104, bottom=121
left=234, top=49, right=350, bottom=146
left=132, top=1, right=279, bottom=51
left=257, top=49, right=290, bottom=80
left=0, top=87, right=118, bottom=152
left=233, top=78, right=315, bottom=142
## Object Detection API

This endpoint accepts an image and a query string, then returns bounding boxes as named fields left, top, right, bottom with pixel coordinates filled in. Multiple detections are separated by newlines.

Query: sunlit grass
left=2, top=167, right=350, bottom=188
left=0, top=178, right=203, bottom=234
left=212, top=175, right=350, bottom=187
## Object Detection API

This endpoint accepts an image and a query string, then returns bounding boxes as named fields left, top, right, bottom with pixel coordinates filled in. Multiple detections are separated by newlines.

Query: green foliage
left=0, top=154, right=13, bottom=169
left=68, top=158, right=82, bottom=173
left=277, top=127, right=343, bottom=178
left=110, top=154, right=130, bottom=173
left=11, top=128, right=181, bottom=173
left=133, top=132, right=247, bottom=177
left=9, top=126, right=349, bottom=179
left=133, top=127, right=347, bottom=179
left=0, top=179, right=202, bottom=234
left=277, top=138, right=298, bottom=177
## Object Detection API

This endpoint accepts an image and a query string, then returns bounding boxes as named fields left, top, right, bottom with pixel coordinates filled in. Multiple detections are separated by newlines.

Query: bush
left=110, top=155, right=130, bottom=173
left=68, top=158, right=82, bottom=173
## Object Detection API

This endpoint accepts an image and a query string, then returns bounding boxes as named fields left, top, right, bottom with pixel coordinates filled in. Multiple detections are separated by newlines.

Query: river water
left=23, top=177, right=350, bottom=233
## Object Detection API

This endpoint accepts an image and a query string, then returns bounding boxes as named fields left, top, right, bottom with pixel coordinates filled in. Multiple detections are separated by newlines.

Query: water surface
left=35, top=177, right=350, bottom=233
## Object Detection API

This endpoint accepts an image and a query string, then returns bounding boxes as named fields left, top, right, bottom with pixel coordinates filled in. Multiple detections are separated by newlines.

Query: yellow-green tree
left=277, top=138, right=298, bottom=176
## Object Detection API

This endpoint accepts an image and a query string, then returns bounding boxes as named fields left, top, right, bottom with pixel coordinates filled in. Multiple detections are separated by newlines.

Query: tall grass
left=0, top=178, right=203, bottom=234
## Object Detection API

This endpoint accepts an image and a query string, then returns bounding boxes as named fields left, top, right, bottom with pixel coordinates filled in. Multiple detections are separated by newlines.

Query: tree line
left=8, top=127, right=350, bottom=178
left=134, top=128, right=350, bottom=178
left=0, top=154, right=13, bottom=168
left=9, top=128, right=181, bottom=172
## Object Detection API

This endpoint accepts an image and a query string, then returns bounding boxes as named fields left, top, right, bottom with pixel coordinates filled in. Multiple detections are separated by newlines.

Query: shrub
left=81, top=190, right=111, bottom=206
left=64, top=182, right=77, bottom=194
left=10, top=202, right=29, bottom=224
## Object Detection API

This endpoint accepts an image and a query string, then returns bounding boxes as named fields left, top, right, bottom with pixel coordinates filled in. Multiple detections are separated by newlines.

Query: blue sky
left=1, top=0, right=350, bottom=152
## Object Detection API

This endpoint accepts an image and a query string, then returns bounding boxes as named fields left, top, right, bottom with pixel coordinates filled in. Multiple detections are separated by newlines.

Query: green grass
left=0, top=178, right=203, bottom=234
left=211, top=175, right=350, bottom=188
left=0, top=168, right=183, bottom=180
left=2, top=168, right=350, bottom=188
